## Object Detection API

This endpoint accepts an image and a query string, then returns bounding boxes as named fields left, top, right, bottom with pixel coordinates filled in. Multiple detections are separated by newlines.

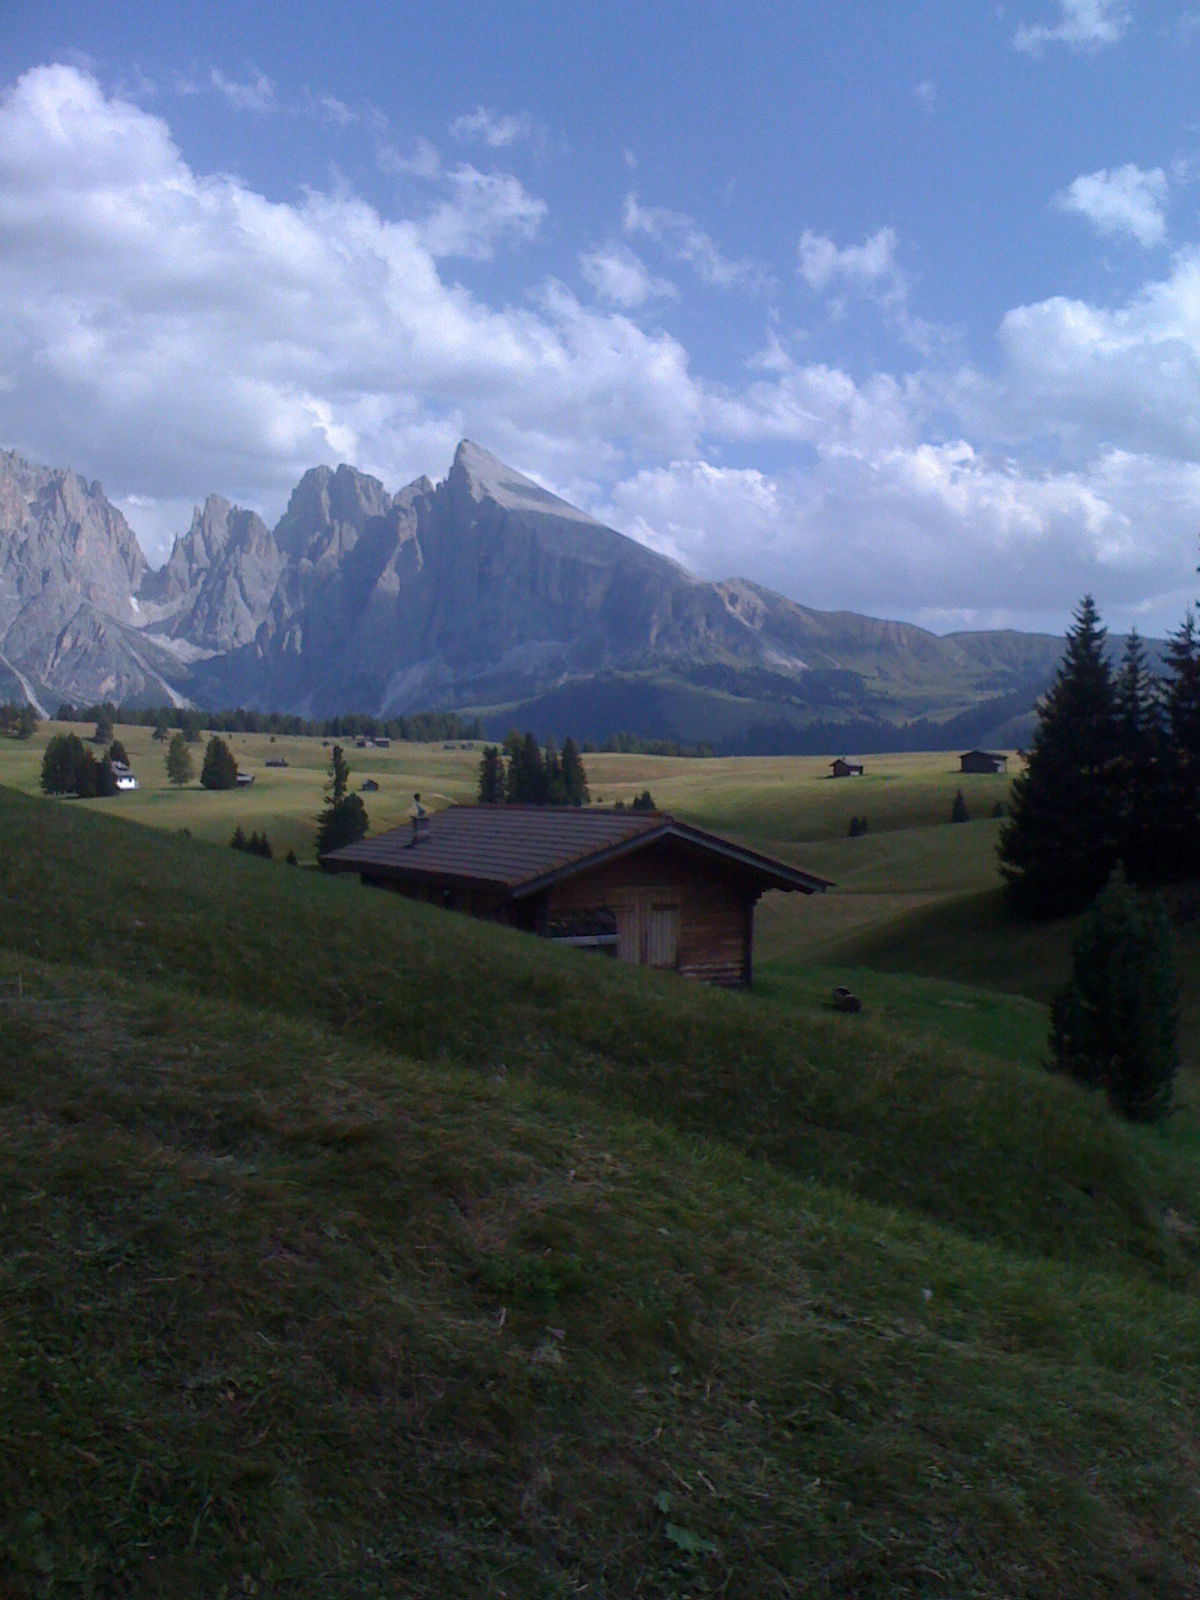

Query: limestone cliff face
left=0, top=451, right=146, bottom=629
left=142, top=495, right=281, bottom=652
left=0, top=451, right=170, bottom=710
left=0, top=440, right=1068, bottom=735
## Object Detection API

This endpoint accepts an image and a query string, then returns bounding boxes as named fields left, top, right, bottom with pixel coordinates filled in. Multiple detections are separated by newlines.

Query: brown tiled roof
left=321, top=805, right=831, bottom=896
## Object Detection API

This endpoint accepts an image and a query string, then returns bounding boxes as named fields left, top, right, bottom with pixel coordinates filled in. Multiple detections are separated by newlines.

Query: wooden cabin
left=830, top=758, right=864, bottom=778
left=959, top=749, right=1007, bottom=775
left=321, top=806, right=832, bottom=988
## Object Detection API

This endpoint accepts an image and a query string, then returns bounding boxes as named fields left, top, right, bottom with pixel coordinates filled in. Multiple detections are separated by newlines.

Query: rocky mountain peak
left=0, top=450, right=146, bottom=615
left=444, top=439, right=602, bottom=528
left=275, top=463, right=393, bottom=559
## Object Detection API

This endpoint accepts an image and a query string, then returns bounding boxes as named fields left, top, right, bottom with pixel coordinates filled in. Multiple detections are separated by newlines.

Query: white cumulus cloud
left=1014, top=0, right=1130, bottom=55
left=579, top=243, right=676, bottom=308
left=798, top=227, right=906, bottom=303
left=623, top=194, right=770, bottom=292
left=2, top=60, right=1199, bottom=634
left=450, top=107, right=538, bottom=148
left=1055, top=164, right=1169, bottom=247
left=0, top=64, right=701, bottom=550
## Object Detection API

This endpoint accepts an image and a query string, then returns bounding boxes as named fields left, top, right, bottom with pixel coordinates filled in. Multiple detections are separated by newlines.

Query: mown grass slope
left=7, top=785, right=1200, bottom=1596
left=6, top=952, right=1200, bottom=1599
left=0, top=785, right=1193, bottom=1282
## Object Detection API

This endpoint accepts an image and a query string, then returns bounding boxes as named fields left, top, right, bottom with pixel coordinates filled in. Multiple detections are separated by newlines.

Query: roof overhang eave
left=508, top=821, right=833, bottom=900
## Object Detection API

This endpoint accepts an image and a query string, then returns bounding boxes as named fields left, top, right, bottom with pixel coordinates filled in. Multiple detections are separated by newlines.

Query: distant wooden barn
left=830, top=758, right=864, bottom=778
left=321, top=806, right=831, bottom=988
left=959, top=749, right=1007, bottom=775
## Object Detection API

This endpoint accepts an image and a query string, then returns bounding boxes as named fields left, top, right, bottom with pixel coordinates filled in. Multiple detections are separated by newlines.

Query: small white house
left=115, top=773, right=139, bottom=791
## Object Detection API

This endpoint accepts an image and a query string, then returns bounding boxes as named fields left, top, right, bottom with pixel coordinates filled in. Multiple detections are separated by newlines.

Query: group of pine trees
left=230, top=826, right=274, bottom=859
left=40, top=733, right=121, bottom=797
left=56, top=700, right=482, bottom=745
left=477, top=733, right=590, bottom=806
left=0, top=702, right=39, bottom=739
left=1000, top=594, right=1191, bottom=1123
left=998, top=596, right=1200, bottom=918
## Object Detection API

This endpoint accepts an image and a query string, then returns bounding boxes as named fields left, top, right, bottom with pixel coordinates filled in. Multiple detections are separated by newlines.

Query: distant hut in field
left=361, top=778, right=379, bottom=792
left=830, top=758, right=864, bottom=779
left=959, top=750, right=1007, bottom=775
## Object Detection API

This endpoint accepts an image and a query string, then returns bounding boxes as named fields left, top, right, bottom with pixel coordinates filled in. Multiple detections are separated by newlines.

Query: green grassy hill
left=5, top=782, right=1200, bottom=1596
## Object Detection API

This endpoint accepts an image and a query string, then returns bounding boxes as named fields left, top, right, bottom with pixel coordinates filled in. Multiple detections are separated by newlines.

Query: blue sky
left=3, top=0, right=1200, bottom=635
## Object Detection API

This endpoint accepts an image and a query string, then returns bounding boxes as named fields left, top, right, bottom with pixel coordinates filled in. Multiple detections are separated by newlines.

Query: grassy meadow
left=6, top=722, right=1200, bottom=1595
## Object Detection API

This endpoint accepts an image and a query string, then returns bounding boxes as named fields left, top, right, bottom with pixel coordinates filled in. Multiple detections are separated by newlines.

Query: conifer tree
left=544, top=736, right=563, bottom=803
left=316, top=745, right=369, bottom=853
left=998, top=595, right=1121, bottom=918
left=326, top=744, right=350, bottom=806
left=231, top=825, right=247, bottom=851
left=1113, top=628, right=1165, bottom=882
left=507, top=732, right=548, bottom=803
left=41, top=733, right=86, bottom=795
left=108, top=738, right=129, bottom=768
left=559, top=737, right=590, bottom=806
left=200, top=736, right=238, bottom=790
left=316, top=792, right=369, bottom=854
left=95, top=755, right=119, bottom=797
left=74, top=748, right=100, bottom=798
left=950, top=789, right=969, bottom=823
left=477, top=745, right=505, bottom=804
left=1048, top=864, right=1179, bottom=1123
left=1159, top=611, right=1200, bottom=882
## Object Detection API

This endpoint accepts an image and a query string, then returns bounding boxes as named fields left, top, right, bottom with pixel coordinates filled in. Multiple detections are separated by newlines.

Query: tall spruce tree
left=200, top=736, right=238, bottom=791
left=1160, top=610, right=1200, bottom=882
left=998, top=595, right=1121, bottom=918
left=316, top=745, right=369, bottom=854
left=1113, top=628, right=1165, bottom=883
left=95, top=755, right=119, bottom=797
left=507, top=732, right=548, bottom=803
left=559, top=737, right=590, bottom=806
left=477, top=745, right=505, bottom=804
left=1048, top=864, right=1179, bottom=1123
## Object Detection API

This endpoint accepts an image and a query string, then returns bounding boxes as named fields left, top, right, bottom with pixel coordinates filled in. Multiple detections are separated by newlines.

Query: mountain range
left=0, top=440, right=1070, bottom=751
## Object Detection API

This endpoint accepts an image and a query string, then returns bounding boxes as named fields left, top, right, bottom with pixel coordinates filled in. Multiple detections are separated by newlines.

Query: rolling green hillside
left=6, top=778, right=1200, bottom=1595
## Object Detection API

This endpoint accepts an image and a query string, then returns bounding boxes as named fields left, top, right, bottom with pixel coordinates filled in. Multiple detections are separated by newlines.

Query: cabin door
left=613, top=890, right=680, bottom=969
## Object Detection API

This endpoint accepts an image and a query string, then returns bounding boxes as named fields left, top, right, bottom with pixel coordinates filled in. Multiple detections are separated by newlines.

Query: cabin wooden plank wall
left=544, top=840, right=757, bottom=987
left=361, top=874, right=508, bottom=921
